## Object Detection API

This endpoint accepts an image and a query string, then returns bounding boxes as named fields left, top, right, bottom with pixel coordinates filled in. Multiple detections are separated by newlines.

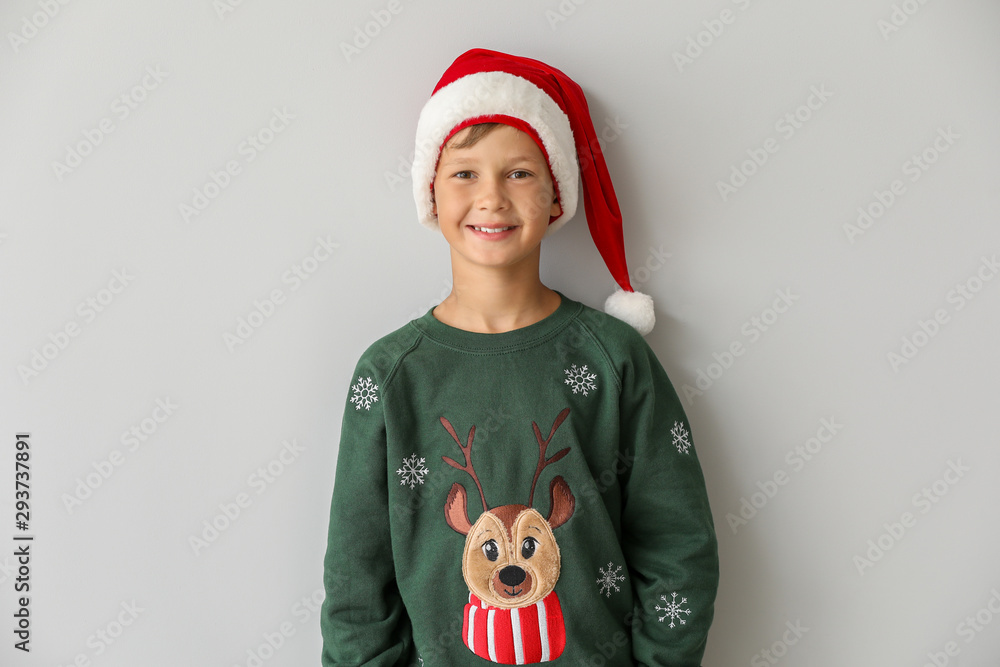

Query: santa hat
left=411, top=48, right=655, bottom=336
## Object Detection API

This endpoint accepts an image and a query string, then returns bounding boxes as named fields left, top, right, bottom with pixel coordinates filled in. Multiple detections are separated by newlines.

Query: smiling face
left=461, top=505, right=562, bottom=609
left=431, top=124, right=562, bottom=272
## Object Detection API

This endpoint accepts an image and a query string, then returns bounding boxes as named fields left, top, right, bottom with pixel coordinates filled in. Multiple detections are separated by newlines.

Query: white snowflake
left=350, top=376, right=379, bottom=411
left=656, top=592, right=692, bottom=627
left=596, top=561, right=626, bottom=597
left=564, top=363, right=597, bottom=396
left=671, top=421, right=692, bottom=455
left=396, top=454, right=429, bottom=489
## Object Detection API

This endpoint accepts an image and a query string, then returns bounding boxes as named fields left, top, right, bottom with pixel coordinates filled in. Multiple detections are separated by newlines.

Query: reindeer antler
left=528, top=407, right=571, bottom=507
left=440, top=417, right=489, bottom=513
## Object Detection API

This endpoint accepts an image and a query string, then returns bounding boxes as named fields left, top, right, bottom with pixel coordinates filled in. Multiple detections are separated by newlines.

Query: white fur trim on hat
left=605, top=288, right=655, bottom=336
left=411, top=70, right=578, bottom=237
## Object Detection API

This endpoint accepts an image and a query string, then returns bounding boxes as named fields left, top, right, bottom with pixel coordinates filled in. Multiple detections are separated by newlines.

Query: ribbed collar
left=410, top=290, right=582, bottom=353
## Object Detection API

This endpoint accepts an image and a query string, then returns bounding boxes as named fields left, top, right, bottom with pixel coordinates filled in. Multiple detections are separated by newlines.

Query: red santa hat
left=411, top=48, right=656, bottom=336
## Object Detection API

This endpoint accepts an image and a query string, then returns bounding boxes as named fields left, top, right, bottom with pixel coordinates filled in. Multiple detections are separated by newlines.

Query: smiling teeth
left=472, top=226, right=514, bottom=233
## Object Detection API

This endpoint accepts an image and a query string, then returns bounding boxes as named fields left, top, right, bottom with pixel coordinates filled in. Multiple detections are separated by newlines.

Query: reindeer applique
left=440, top=407, right=575, bottom=664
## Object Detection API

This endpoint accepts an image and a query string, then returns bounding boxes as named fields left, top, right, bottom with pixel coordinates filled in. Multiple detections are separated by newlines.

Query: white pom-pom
left=604, top=288, right=655, bottom=336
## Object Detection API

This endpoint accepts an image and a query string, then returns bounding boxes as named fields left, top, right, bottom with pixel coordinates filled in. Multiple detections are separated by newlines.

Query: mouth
left=469, top=225, right=516, bottom=233
left=467, top=224, right=518, bottom=240
left=503, top=586, right=523, bottom=596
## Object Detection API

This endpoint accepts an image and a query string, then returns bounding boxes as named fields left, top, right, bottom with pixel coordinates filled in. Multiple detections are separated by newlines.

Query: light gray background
left=2, top=1, right=999, bottom=665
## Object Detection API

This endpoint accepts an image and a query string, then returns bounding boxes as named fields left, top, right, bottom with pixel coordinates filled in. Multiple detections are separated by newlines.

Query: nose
left=498, top=565, right=526, bottom=587
left=475, top=176, right=509, bottom=211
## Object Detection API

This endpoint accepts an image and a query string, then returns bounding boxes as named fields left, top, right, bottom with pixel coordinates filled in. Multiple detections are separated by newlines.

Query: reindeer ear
left=444, top=483, right=474, bottom=535
left=546, top=475, right=575, bottom=529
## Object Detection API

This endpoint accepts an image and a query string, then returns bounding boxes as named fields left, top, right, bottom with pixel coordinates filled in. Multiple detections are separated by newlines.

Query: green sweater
left=321, top=291, right=719, bottom=666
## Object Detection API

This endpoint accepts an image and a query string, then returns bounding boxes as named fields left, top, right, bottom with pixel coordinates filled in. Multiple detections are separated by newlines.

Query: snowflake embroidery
left=656, top=592, right=692, bottom=627
left=671, top=421, right=692, bottom=455
left=350, top=376, right=379, bottom=411
left=596, top=561, right=626, bottom=597
left=564, top=364, right=597, bottom=396
left=396, top=454, right=429, bottom=489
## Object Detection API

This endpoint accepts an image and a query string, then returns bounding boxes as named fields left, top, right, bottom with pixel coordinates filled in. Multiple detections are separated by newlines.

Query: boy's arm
left=618, top=340, right=719, bottom=666
left=321, top=359, right=411, bottom=666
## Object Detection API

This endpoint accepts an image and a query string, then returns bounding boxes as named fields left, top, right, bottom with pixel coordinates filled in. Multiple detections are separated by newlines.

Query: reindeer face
left=441, top=407, right=575, bottom=616
left=462, top=505, right=561, bottom=609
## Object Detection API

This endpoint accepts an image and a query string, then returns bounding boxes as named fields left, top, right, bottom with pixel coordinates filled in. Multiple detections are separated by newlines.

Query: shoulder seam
left=381, top=328, right=425, bottom=390
left=575, top=317, right=623, bottom=393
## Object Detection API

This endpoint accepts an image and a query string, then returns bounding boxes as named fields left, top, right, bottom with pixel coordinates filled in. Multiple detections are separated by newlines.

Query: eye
left=510, top=169, right=532, bottom=179
left=521, top=537, right=539, bottom=559
left=452, top=170, right=473, bottom=179
left=482, top=539, right=499, bottom=562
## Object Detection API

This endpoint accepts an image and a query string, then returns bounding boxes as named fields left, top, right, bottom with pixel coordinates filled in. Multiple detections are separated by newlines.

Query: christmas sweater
left=321, top=291, right=719, bottom=666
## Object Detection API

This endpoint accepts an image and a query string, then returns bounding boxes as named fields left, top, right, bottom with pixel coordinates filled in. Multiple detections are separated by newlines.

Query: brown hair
left=445, top=122, right=504, bottom=150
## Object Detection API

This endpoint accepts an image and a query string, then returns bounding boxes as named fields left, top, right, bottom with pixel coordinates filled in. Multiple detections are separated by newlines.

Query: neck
left=434, top=248, right=560, bottom=333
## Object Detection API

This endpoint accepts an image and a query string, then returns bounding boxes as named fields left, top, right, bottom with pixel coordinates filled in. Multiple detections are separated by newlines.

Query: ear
left=549, top=195, right=561, bottom=219
left=546, top=475, right=575, bottom=529
left=444, top=483, right=473, bottom=535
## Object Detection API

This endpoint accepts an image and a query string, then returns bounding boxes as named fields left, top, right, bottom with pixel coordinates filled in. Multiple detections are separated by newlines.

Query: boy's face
left=432, top=124, right=562, bottom=272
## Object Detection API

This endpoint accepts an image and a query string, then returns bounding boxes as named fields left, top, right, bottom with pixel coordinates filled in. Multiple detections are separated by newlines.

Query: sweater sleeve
left=320, top=353, right=411, bottom=666
left=618, top=339, right=719, bottom=666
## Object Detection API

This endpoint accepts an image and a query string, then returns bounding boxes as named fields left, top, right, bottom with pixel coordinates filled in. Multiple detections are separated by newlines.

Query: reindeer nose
left=498, top=565, right=526, bottom=587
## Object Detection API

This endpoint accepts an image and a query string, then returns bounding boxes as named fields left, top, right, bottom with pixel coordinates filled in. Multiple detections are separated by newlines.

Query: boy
left=321, top=48, right=718, bottom=666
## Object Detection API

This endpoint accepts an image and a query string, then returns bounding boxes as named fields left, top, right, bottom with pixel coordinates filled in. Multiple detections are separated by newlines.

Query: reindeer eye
left=482, top=539, right=499, bottom=562
left=521, top=537, right=539, bottom=559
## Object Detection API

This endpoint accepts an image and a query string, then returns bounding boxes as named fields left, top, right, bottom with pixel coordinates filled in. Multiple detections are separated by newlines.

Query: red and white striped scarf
left=461, top=591, right=566, bottom=664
